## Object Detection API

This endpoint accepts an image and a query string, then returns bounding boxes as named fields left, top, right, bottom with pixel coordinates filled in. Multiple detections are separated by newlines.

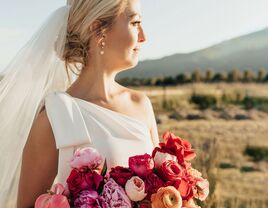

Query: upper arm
left=17, top=109, right=58, bottom=208
left=143, top=94, right=160, bottom=147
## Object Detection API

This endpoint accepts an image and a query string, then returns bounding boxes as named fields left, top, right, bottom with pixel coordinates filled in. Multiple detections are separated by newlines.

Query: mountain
left=117, top=27, right=268, bottom=79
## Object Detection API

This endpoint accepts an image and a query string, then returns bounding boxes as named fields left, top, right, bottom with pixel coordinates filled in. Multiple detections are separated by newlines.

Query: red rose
left=84, top=170, right=103, bottom=190
left=139, top=199, right=152, bottom=208
left=152, top=131, right=196, bottom=167
left=129, top=154, right=155, bottom=177
left=109, top=166, right=134, bottom=187
left=158, top=160, right=184, bottom=182
left=67, top=169, right=83, bottom=196
left=143, top=173, right=164, bottom=200
left=163, top=131, right=196, bottom=161
left=67, top=169, right=103, bottom=197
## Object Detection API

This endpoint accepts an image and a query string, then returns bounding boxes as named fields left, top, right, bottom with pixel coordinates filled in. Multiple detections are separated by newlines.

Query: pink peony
left=70, top=147, right=104, bottom=170
left=129, top=154, right=155, bottom=177
left=109, top=166, right=134, bottom=187
left=99, top=178, right=132, bottom=208
left=125, top=176, right=147, bottom=201
left=74, top=190, right=102, bottom=208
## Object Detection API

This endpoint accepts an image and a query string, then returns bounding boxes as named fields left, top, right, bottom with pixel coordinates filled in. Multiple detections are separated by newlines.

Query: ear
left=89, top=20, right=103, bottom=37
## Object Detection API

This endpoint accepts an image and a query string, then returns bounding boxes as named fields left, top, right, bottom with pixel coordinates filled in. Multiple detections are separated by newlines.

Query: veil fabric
left=0, top=5, right=74, bottom=207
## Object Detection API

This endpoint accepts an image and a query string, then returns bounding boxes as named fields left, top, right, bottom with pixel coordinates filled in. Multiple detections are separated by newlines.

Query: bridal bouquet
left=35, top=131, right=209, bottom=208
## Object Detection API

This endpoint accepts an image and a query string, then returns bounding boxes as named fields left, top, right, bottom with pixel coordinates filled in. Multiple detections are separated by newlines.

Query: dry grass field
left=139, top=83, right=268, bottom=208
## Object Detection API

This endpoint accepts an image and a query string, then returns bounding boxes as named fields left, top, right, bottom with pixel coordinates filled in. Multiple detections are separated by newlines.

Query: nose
left=138, top=26, right=146, bottom=43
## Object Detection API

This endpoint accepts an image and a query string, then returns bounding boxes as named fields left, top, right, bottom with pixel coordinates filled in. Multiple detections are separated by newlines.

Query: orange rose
left=151, top=186, right=182, bottom=208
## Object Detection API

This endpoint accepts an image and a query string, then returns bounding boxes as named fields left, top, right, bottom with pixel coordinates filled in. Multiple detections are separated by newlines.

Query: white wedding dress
left=45, top=91, right=154, bottom=185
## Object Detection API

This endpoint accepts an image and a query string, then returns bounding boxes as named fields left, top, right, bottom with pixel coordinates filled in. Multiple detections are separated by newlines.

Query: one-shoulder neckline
left=61, top=91, right=151, bottom=134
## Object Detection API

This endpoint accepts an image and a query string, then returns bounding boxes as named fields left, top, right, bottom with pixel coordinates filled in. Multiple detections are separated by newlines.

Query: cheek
left=109, top=26, right=138, bottom=53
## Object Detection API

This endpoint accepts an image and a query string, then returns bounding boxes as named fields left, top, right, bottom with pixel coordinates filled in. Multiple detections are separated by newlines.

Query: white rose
left=125, top=176, right=147, bottom=201
left=153, top=151, right=177, bottom=169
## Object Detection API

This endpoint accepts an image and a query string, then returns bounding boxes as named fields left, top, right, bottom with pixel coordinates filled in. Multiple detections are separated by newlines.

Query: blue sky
left=1, top=0, right=268, bottom=72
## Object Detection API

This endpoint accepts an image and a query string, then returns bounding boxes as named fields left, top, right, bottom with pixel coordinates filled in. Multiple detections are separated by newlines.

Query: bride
left=0, top=0, right=159, bottom=207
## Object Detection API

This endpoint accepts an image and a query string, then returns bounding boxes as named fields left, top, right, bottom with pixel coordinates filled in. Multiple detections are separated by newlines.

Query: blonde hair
left=62, top=0, right=127, bottom=81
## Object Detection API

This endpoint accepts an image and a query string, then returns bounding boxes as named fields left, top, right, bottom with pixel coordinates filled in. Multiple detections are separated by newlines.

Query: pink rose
left=125, top=176, right=147, bottom=201
left=70, top=147, right=104, bottom=170
left=158, top=160, right=184, bottom=182
left=99, top=178, right=132, bottom=208
left=153, top=151, right=178, bottom=169
left=193, top=178, right=209, bottom=201
left=74, top=190, right=102, bottom=208
left=109, top=166, right=134, bottom=187
left=129, top=154, right=155, bottom=177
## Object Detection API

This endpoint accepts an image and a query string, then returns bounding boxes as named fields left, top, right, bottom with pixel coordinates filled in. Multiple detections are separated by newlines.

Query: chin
left=122, top=58, right=139, bottom=70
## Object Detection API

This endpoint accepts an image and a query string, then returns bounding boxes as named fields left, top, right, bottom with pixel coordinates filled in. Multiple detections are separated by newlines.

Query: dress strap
left=44, top=91, right=92, bottom=148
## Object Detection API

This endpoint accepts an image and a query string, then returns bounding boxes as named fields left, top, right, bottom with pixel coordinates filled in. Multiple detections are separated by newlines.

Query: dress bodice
left=45, top=91, right=154, bottom=185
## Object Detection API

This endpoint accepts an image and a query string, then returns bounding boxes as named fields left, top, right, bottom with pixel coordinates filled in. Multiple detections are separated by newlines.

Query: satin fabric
left=45, top=91, right=154, bottom=185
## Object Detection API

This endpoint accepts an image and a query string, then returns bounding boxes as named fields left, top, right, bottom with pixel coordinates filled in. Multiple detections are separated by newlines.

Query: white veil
left=0, top=2, right=75, bottom=206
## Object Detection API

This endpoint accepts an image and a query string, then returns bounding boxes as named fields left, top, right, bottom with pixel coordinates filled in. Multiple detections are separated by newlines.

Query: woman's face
left=104, top=0, right=146, bottom=71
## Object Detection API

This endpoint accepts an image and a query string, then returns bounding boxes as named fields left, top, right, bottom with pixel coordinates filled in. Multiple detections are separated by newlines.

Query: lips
left=133, top=48, right=140, bottom=52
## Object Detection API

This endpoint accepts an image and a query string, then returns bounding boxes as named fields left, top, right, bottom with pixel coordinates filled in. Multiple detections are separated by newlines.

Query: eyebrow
left=128, top=13, right=142, bottom=19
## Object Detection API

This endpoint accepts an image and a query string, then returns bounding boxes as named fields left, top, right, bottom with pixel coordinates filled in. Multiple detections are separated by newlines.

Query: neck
left=67, top=64, right=121, bottom=103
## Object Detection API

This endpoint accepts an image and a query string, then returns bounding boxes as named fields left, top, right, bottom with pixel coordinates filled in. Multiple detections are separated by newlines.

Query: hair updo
left=61, top=0, right=127, bottom=81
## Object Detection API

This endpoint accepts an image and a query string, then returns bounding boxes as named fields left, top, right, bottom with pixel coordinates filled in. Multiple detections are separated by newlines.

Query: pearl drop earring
left=100, top=34, right=105, bottom=55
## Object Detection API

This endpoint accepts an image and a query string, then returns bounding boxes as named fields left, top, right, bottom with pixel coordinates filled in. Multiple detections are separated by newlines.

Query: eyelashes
left=132, top=21, right=142, bottom=26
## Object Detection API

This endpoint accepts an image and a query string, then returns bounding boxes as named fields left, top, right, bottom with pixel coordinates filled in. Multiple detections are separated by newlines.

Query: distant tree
left=228, top=68, right=241, bottom=82
left=257, top=68, right=266, bottom=82
left=163, top=76, right=176, bottom=86
left=205, top=68, right=214, bottom=82
left=242, top=69, right=254, bottom=82
left=176, top=72, right=191, bottom=84
left=141, top=78, right=153, bottom=86
left=264, top=74, right=268, bottom=82
left=150, top=77, right=159, bottom=86
left=191, top=69, right=202, bottom=82
left=155, top=78, right=164, bottom=86
left=212, top=72, right=227, bottom=82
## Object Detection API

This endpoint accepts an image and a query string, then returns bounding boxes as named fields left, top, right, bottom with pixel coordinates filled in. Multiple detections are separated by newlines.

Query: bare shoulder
left=29, top=109, right=55, bottom=145
left=18, top=108, right=58, bottom=207
left=125, top=87, right=152, bottom=110
left=124, top=87, right=160, bottom=146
